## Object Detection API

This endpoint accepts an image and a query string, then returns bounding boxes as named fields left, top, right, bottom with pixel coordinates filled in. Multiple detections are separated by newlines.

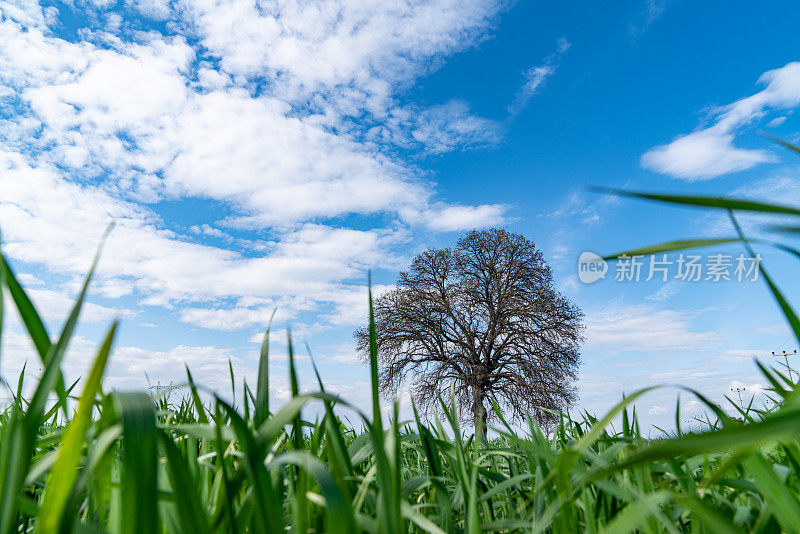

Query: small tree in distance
left=355, top=228, right=584, bottom=435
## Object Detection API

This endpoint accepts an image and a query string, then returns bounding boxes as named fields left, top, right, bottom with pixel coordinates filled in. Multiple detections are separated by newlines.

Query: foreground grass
left=0, top=254, right=799, bottom=533
left=6, top=157, right=800, bottom=532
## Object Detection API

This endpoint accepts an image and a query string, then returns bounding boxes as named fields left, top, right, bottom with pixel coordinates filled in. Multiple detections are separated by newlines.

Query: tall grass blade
left=114, top=392, right=158, bottom=534
left=36, top=322, right=118, bottom=534
left=255, top=310, right=276, bottom=427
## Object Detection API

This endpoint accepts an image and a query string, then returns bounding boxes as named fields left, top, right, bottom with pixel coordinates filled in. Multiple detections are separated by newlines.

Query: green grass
left=4, top=137, right=800, bottom=532
left=0, top=247, right=798, bottom=533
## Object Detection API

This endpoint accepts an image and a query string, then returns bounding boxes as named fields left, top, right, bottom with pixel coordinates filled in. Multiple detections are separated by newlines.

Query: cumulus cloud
left=410, top=203, right=508, bottom=232
left=21, top=287, right=129, bottom=324
left=642, top=130, right=775, bottom=180
left=0, top=0, right=513, bottom=341
left=642, top=61, right=800, bottom=180
left=177, top=0, right=505, bottom=101
left=0, top=321, right=269, bottom=402
left=0, top=153, right=414, bottom=331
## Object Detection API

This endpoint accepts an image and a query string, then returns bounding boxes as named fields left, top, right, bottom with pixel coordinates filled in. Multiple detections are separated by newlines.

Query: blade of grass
left=114, top=392, right=158, bottom=534
left=36, top=322, right=118, bottom=534
left=255, top=310, right=276, bottom=428
left=589, top=186, right=800, bottom=216
left=728, top=210, right=800, bottom=346
left=217, top=398, right=283, bottom=534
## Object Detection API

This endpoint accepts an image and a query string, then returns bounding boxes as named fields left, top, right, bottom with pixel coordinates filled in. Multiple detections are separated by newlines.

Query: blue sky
left=2, top=0, right=800, bottom=429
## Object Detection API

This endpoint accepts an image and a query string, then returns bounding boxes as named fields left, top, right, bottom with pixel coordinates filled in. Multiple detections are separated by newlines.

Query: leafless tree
left=355, top=228, right=583, bottom=435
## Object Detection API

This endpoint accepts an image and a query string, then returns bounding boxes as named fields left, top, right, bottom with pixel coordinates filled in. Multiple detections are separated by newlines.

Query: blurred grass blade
left=728, top=210, right=800, bottom=346
left=272, top=451, right=356, bottom=534
left=597, top=491, right=670, bottom=534
left=0, top=248, right=4, bottom=369
left=367, top=275, right=383, bottom=434
left=604, top=238, right=743, bottom=260
left=763, top=132, right=800, bottom=156
left=186, top=367, right=208, bottom=424
left=0, top=253, right=50, bottom=359
left=745, top=453, right=800, bottom=532
left=37, top=322, right=118, bottom=534
left=114, top=392, right=158, bottom=534
left=158, top=431, right=212, bottom=534
left=590, top=186, right=800, bottom=215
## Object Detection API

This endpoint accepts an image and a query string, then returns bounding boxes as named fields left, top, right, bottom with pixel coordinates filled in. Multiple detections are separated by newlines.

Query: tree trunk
left=472, top=387, right=486, bottom=441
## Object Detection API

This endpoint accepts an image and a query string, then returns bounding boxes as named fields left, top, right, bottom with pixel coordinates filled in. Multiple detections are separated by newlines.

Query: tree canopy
left=356, top=228, right=584, bottom=432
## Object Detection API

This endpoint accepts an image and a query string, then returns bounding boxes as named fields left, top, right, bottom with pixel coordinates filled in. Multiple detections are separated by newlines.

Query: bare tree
left=355, top=228, right=583, bottom=435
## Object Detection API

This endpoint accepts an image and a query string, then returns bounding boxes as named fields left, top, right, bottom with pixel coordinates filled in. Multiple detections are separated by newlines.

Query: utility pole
left=730, top=386, right=745, bottom=409
left=772, top=350, right=797, bottom=382
left=688, top=416, right=708, bottom=432
left=148, top=380, right=180, bottom=402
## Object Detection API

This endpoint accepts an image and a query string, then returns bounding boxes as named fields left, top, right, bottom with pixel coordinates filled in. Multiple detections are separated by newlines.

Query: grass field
left=4, top=181, right=800, bottom=533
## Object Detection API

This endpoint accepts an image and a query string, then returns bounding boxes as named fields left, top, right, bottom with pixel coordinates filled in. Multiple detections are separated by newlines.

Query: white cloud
left=0, top=0, right=57, bottom=29
left=585, top=303, right=720, bottom=352
left=21, top=287, right=128, bottom=324
left=0, top=4, right=508, bottom=227
left=733, top=174, right=800, bottom=204
left=163, top=91, right=428, bottom=226
left=629, top=0, right=670, bottom=40
left=646, top=280, right=681, bottom=302
left=756, top=323, right=792, bottom=336
left=0, top=0, right=523, bottom=409
left=768, top=116, right=788, bottom=127
left=0, top=0, right=518, bottom=337
left=408, top=101, right=501, bottom=153
left=126, top=0, right=171, bottom=20
left=0, top=152, right=408, bottom=328
left=0, top=324, right=269, bottom=401
left=412, top=203, right=507, bottom=232
left=642, top=130, right=775, bottom=180
left=317, top=342, right=362, bottom=365
left=544, top=190, right=604, bottom=225
left=320, top=283, right=395, bottom=328
left=177, top=0, right=505, bottom=100
left=508, top=37, right=570, bottom=115
left=180, top=305, right=286, bottom=332
left=642, top=61, right=800, bottom=180
left=715, top=349, right=770, bottom=365
left=189, top=224, right=230, bottom=240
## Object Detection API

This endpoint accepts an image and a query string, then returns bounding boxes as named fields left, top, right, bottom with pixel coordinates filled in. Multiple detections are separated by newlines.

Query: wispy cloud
left=629, top=0, right=671, bottom=41
left=508, top=37, right=570, bottom=116
left=408, top=101, right=502, bottom=154
left=585, top=303, right=720, bottom=352
left=646, top=280, right=682, bottom=302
